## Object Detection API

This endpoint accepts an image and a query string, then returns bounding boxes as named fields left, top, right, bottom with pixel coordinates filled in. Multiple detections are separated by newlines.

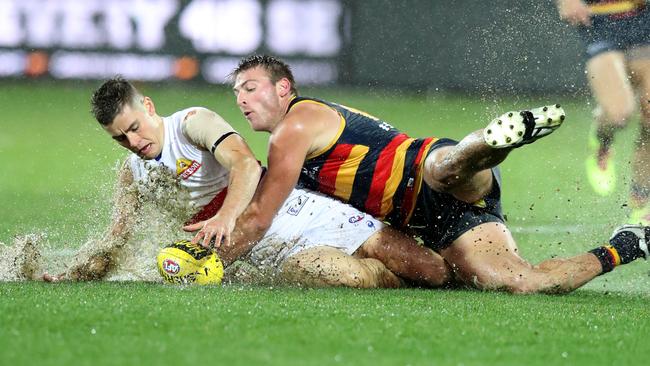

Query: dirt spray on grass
left=0, top=163, right=271, bottom=284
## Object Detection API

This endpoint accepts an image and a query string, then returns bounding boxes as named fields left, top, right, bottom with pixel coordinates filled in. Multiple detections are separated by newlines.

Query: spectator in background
left=556, top=0, right=650, bottom=224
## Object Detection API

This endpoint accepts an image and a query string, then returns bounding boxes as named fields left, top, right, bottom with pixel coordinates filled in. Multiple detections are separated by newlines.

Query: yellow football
left=156, top=240, right=224, bottom=285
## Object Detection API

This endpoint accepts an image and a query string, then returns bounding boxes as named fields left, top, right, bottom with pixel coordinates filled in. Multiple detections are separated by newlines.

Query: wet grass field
left=1, top=83, right=649, bottom=365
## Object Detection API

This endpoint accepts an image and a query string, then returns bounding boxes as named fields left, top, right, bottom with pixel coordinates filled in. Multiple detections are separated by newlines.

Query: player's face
left=233, top=67, right=285, bottom=132
left=103, top=98, right=163, bottom=159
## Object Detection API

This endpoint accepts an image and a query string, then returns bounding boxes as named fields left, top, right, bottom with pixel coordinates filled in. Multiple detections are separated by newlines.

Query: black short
left=577, top=9, right=650, bottom=59
left=408, top=138, right=504, bottom=251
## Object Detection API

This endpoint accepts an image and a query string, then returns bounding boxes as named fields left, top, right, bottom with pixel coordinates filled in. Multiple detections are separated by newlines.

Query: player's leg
left=438, top=223, right=600, bottom=293
left=353, top=227, right=451, bottom=287
left=585, top=51, right=635, bottom=196
left=587, top=51, right=635, bottom=131
left=251, top=188, right=411, bottom=288
left=627, top=51, right=650, bottom=223
left=423, top=139, right=502, bottom=204
left=439, top=222, right=649, bottom=294
left=279, top=246, right=402, bottom=288
left=415, top=169, right=648, bottom=293
left=423, top=105, right=565, bottom=204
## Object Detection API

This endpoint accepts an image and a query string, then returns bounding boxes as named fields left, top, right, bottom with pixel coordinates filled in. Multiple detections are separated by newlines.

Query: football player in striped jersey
left=228, top=54, right=649, bottom=293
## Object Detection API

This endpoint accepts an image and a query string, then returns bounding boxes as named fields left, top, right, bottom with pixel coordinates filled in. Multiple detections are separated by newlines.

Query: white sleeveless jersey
left=128, top=107, right=230, bottom=208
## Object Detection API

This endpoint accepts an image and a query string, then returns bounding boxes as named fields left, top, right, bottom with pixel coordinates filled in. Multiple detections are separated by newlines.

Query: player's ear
left=142, top=96, right=156, bottom=116
left=276, top=78, right=292, bottom=98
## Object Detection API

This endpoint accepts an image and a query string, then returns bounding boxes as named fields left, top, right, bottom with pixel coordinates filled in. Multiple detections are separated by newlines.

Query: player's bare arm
left=44, top=161, right=139, bottom=282
left=180, top=108, right=262, bottom=248
left=104, top=161, right=140, bottom=246
left=221, top=120, right=313, bottom=263
left=221, top=107, right=332, bottom=263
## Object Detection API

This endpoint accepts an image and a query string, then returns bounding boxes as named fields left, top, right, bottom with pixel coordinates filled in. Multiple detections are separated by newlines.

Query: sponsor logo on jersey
left=176, top=158, right=201, bottom=179
left=286, top=194, right=309, bottom=216
left=162, top=259, right=180, bottom=275
left=348, top=214, right=365, bottom=223
left=367, top=221, right=375, bottom=229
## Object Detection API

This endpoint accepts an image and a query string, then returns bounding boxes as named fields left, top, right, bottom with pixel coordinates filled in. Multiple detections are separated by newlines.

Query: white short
left=248, top=187, right=384, bottom=270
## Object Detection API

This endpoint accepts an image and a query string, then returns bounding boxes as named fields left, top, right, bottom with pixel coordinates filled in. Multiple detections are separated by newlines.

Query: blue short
left=578, top=8, right=650, bottom=59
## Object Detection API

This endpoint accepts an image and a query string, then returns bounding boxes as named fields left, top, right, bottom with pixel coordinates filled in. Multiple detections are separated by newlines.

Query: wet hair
left=91, top=76, right=142, bottom=126
left=231, top=54, right=298, bottom=96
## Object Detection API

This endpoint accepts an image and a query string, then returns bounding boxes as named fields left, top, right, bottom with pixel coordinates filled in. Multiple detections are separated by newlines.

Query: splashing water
left=0, top=234, right=46, bottom=281
left=0, top=163, right=271, bottom=285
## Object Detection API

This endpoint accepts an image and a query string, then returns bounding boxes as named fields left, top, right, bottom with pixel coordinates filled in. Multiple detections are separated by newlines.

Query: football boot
left=483, top=104, right=565, bottom=148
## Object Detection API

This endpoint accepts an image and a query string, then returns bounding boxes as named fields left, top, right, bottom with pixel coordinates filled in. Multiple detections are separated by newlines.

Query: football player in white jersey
left=43, top=77, right=451, bottom=288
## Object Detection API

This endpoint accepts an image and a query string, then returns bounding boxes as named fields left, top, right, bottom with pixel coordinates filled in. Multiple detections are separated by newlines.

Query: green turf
left=1, top=282, right=648, bottom=366
left=1, top=83, right=649, bottom=366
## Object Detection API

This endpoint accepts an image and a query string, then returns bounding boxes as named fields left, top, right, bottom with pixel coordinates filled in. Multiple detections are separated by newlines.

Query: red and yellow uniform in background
left=587, top=0, right=646, bottom=17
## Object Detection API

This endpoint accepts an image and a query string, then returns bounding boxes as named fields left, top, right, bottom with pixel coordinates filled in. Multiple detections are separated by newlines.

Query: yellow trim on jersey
left=473, top=199, right=487, bottom=208
left=379, top=138, right=416, bottom=216
left=589, top=1, right=644, bottom=15
left=334, top=145, right=370, bottom=201
left=403, top=138, right=437, bottom=225
left=334, top=103, right=380, bottom=121
left=300, top=99, right=346, bottom=159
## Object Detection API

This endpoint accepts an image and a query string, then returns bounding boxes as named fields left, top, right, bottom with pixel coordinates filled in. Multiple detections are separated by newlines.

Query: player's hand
left=557, top=0, right=592, bottom=26
left=183, top=215, right=235, bottom=249
left=42, top=272, right=66, bottom=283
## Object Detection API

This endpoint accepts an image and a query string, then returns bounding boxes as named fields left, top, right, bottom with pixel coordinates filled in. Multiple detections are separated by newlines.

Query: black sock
left=596, top=126, right=615, bottom=150
left=589, top=246, right=618, bottom=274
left=590, top=229, right=647, bottom=274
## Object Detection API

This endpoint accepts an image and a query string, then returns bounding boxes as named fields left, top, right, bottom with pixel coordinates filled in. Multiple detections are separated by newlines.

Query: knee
left=430, top=161, right=460, bottom=188
left=599, top=103, right=635, bottom=126
left=423, top=147, right=462, bottom=192
left=429, top=262, right=453, bottom=287
left=416, top=256, right=453, bottom=287
left=425, top=160, right=465, bottom=194
left=339, top=259, right=398, bottom=288
left=502, top=279, right=538, bottom=294
left=337, top=270, right=367, bottom=288
left=280, top=255, right=370, bottom=288
left=424, top=160, right=493, bottom=203
left=278, top=257, right=336, bottom=287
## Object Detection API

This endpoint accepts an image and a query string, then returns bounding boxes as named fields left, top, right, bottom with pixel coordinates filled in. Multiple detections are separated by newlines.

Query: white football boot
left=483, top=104, right=566, bottom=148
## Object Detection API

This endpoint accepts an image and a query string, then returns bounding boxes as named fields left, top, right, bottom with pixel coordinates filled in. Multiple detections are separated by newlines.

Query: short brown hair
left=91, top=76, right=142, bottom=126
left=231, top=54, right=298, bottom=95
